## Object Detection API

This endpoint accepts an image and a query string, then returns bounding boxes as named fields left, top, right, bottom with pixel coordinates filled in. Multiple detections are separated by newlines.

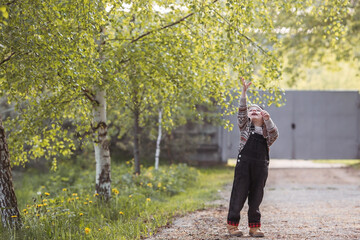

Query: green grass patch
left=312, top=159, right=360, bottom=166
left=1, top=163, right=234, bottom=239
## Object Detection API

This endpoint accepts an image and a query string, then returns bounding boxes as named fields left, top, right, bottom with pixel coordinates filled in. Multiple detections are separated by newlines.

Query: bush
left=2, top=162, right=199, bottom=239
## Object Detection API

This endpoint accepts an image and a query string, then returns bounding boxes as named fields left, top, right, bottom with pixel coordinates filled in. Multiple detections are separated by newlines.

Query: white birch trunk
left=93, top=90, right=111, bottom=200
left=155, top=109, right=162, bottom=170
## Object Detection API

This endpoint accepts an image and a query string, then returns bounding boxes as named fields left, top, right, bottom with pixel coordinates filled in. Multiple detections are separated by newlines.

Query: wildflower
left=94, top=193, right=99, bottom=197
left=146, top=198, right=151, bottom=202
left=147, top=183, right=153, bottom=188
left=11, top=215, right=17, bottom=218
left=79, top=213, right=83, bottom=216
left=85, top=198, right=89, bottom=201
left=62, top=188, right=67, bottom=192
left=84, top=202, right=88, bottom=205
left=44, top=192, right=50, bottom=196
left=36, top=214, right=40, bottom=217
left=157, top=183, right=162, bottom=188
left=112, top=188, right=119, bottom=195
left=43, top=203, right=48, bottom=206
left=89, top=201, right=93, bottom=204
left=41, top=186, right=45, bottom=189
left=72, top=193, right=78, bottom=196
left=119, top=211, right=124, bottom=215
left=163, top=186, right=167, bottom=190
left=37, top=204, right=43, bottom=207
left=84, top=227, right=91, bottom=234
left=98, top=229, right=102, bottom=231
left=26, top=226, right=30, bottom=229
left=129, top=195, right=132, bottom=198
left=76, top=197, right=79, bottom=200
left=22, top=209, right=27, bottom=212
left=43, top=199, right=48, bottom=202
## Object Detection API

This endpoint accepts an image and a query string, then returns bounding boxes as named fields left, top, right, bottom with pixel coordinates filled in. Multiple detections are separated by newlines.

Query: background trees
left=0, top=0, right=355, bottom=220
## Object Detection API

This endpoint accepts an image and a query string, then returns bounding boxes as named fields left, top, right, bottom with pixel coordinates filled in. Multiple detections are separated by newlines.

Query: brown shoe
left=249, top=227, right=264, bottom=237
left=227, top=224, right=243, bottom=236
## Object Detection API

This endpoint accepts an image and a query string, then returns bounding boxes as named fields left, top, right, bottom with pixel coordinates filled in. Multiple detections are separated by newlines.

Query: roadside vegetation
left=1, top=160, right=233, bottom=240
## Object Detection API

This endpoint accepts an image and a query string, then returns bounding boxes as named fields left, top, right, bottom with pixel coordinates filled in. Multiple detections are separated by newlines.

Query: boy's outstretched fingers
left=241, top=77, right=251, bottom=91
left=261, top=110, right=270, bottom=120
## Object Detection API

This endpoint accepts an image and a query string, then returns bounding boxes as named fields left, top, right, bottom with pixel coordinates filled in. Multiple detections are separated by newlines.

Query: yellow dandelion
left=42, top=199, right=47, bottom=202
left=147, top=183, right=153, bottom=188
left=129, top=195, right=132, bottom=198
left=37, top=204, right=43, bottom=207
left=85, top=198, right=89, bottom=201
left=84, top=227, right=91, bottom=234
left=75, top=197, right=79, bottom=200
left=89, top=201, right=93, bottom=204
left=84, top=202, right=88, bottom=205
left=41, top=186, right=45, bottom=189
left=98, top=229, right=102, bottom=231
left=146, top=198, right=151, bottom=202
left=72, top=193, right=78, bottom=196
left=62, top=188, right=67, bottom=192
left=11, top=215, right=17, bottom=218
left=79, top=213, right=83, bottom=216
left=157, top=183, right=162, bottom=188
left=25, top=226, right=30, bottom=229
left=119, top=211, right=124, bottom=215
left=43, top=203, right=48, bottom=206
left=36, top=214, right=40, bottom=217
left=94, top=193, right=99, bottom=197
left=22, top=209, right=27, bottom=212
left=162, top=186, right=167, bottom=190
left=44, top=192, right=50, bottom=196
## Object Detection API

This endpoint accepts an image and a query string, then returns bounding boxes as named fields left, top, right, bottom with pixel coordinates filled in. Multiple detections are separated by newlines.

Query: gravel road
left=146, top=167, right=360, bottom=240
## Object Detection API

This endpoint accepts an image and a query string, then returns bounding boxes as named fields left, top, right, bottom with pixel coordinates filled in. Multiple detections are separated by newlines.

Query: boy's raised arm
left=238, top=77, right=251, bottom=131
left=262, top=110, right=279, bottom=146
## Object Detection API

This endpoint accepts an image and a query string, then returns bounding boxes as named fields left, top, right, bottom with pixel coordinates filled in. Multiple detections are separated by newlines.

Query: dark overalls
left=227, top=128, right=269, bottom=228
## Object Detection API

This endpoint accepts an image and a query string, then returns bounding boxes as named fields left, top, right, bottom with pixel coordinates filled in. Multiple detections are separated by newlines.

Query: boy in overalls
left=226, top=78, right=279, bottom=237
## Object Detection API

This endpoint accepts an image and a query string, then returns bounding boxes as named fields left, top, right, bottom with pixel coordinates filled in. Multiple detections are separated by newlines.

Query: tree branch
left=130, top=0, right=219, bottom=43
left=211, top=8, right=271, bottom=56
left=0, top=52, right=16, bottom=66
left=6, top=0, right=17, bottom=5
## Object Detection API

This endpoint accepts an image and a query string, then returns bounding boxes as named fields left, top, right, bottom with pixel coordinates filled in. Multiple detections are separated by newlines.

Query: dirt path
left=146, top=167, right=360, bottom=240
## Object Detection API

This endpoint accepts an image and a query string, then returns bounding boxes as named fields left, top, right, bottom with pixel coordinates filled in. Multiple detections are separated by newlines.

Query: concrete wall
left=220, top=90, right=360, bottom=161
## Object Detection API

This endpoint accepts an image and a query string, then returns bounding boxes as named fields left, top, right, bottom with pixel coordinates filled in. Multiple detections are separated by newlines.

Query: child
left=226, top=77, right=279, bottom=237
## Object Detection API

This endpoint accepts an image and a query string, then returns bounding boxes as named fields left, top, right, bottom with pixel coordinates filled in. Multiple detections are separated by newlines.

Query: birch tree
left=0, top=117, right=20, bottom=228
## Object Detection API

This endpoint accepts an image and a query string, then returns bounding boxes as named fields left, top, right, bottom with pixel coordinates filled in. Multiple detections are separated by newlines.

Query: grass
left=1, top=162, right=234, bottom=240
left=312, top=159, right=360, bottom=167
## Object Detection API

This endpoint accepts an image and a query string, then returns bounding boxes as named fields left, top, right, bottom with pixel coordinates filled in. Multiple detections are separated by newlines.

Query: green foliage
left=2, top=163, right=234, bottom=239
left=1, top=0, right=292, bottom=167
left=275, top=0, right=360, bottom=87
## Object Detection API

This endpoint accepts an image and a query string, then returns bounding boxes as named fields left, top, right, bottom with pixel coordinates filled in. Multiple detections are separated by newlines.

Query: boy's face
left=248, top=106, right=263, bottom=124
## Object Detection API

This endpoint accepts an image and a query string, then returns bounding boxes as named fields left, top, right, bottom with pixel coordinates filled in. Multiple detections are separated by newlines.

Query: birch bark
left=0, top=117, right=21, bottom=228
left=93, top=91, right=111, bottom=200
left=155, top=109, right=162, bottom=170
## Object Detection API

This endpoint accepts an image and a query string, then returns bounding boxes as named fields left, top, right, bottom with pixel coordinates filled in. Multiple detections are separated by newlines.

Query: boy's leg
left=247, top=161, right=268, bottom=227
left=227, top=158, right=250, bottom=226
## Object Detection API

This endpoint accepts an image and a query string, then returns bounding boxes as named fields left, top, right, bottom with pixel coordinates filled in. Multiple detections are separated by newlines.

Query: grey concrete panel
left=221, top=90, right=360, bottom=161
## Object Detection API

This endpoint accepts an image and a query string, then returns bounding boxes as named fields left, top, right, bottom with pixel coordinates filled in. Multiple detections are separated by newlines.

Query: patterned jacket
left=238, top=97, right=279, bottom=153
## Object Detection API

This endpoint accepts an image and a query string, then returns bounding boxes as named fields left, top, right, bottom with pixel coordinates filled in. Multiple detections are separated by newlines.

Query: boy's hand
left=241, top=77, right=251, bottom=93
left=261, top=110, right=270, bottom=121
